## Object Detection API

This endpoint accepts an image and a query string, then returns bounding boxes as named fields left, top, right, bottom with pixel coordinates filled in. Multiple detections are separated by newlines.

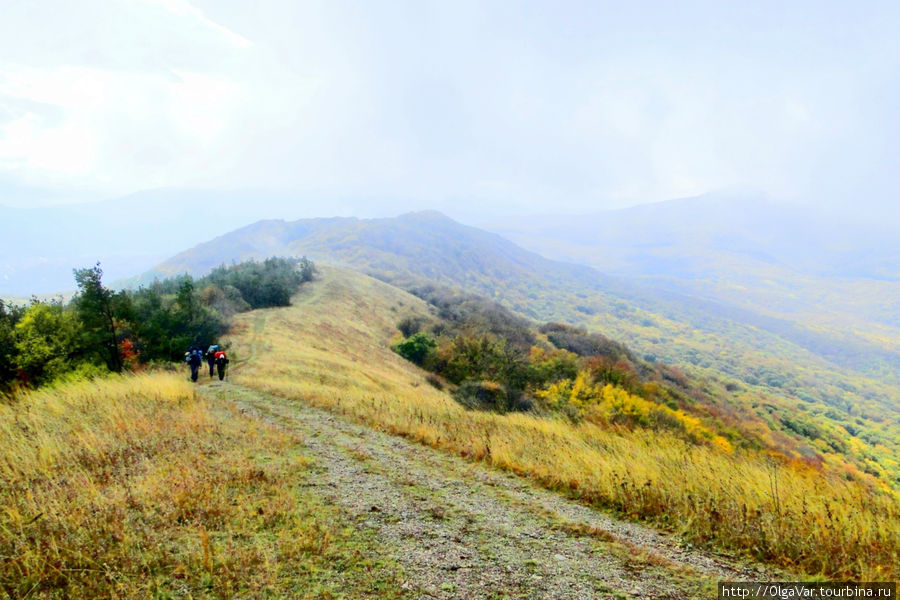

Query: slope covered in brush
left=222, top=266, right=900, bottom=580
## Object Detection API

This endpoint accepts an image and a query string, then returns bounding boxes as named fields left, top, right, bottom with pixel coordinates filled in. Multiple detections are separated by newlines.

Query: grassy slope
left=225, top=266, right=900, bottom=580
left=0, top=373, right=404, bottom=599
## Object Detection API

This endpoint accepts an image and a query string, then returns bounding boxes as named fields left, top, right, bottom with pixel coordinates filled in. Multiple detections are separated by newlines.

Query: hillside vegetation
left=224, top=266, right=900, bottom=580
left=147, top=211, right=900, bottom=490
left=0, top=257, right=313, bottom=391
left=392, top=286, right=735, bottom=451
left=486, top=194, right=900, bottom=383
left=0, top=373, right=403, bottom=598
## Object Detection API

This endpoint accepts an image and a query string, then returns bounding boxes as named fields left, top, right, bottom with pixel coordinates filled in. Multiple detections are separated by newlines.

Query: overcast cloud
left=1, top=0, right=898, bottom=218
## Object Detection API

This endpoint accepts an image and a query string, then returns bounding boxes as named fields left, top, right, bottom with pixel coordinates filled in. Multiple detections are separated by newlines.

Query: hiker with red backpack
left=214, top=349, right=229, bottom=380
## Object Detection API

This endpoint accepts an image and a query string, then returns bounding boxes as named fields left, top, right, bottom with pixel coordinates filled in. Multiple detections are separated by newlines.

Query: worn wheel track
left=202, top=383, right=779, bottom=599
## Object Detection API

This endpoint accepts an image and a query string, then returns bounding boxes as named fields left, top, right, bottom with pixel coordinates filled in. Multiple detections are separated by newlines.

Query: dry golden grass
left=0, top=372, right=403, bottom=598
left=228, top=266, right=900, bottom=581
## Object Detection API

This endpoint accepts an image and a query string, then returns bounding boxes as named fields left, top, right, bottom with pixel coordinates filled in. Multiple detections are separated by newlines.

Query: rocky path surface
left=202, top=382, right=777, bottom=600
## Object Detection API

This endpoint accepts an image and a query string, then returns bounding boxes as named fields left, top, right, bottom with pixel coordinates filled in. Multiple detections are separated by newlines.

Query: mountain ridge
left=139, top=210, right=900, bottom=402
left=138, top=210, right=900, bottom=373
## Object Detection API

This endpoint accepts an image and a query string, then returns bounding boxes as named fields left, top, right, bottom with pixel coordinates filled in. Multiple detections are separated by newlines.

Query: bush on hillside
left=397, top=315, right=428, bottom=337
left=453, top=380, right=511, bottom=412
left=432, top=334, right=531, bottom=389
left=539, top=322, right=635, bottom=363
left=392, top=333, right=436, bottom=366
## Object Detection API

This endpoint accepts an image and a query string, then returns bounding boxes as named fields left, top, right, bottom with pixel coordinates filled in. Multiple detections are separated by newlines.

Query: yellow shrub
left=536, top=372, right=719, bottom=444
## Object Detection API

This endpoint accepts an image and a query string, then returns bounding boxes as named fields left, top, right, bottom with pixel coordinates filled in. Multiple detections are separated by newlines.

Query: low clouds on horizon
left=1, top=0, right=898, bottom=218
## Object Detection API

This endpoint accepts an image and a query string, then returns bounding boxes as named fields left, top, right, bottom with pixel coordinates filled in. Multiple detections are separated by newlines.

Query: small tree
left=298, top=256, right=317, bottom=282
left=73, top=263, right=123, bottom=372
left=175, top=278, right=197, bottom=326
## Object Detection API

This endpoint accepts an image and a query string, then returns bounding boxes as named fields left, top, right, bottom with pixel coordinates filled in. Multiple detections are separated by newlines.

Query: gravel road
left=202, top=383, right=780, bottom=600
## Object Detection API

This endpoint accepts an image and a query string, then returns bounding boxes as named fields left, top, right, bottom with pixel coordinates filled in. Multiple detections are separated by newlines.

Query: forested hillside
left=485, top=192, right=900, bottom=374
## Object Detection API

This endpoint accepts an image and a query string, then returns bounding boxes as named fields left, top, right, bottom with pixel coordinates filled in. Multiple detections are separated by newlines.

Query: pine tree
left=73, top=263, right=123, bottom=372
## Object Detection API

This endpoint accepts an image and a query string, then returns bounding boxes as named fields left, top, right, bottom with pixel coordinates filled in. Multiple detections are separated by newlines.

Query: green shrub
left=392, top=333, right=437, bottom=366
left=14, top=302, right=86, bottom=386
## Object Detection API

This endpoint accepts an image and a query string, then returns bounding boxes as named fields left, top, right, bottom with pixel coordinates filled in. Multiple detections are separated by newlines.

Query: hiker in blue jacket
left=185, top=345, right=203, bottom=382
left=205, top=344, right=219, bottom=378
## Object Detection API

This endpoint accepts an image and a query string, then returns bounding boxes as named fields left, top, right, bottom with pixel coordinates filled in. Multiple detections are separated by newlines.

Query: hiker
left=205, top=344, right=219, bottom=378
left=214, top=349, right=229, bottom=381
left=185, top=345, right=203, bottom=382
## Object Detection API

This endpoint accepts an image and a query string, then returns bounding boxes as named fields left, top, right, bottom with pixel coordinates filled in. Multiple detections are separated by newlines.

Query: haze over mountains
left=0, top=188, right=335, bottom=295
left=485, top=191, right=900, bottom=281
left=4, top=189, right=897, bottom=295
left=482, top=192, right=900, bottom=350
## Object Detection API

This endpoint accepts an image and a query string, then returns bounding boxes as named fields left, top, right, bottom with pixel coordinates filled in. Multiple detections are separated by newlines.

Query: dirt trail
left=201, top=382, right=777, bottom=600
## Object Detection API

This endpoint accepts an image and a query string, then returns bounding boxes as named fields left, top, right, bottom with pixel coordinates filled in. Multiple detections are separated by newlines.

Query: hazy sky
left=1, top=0, right=898, bottom=217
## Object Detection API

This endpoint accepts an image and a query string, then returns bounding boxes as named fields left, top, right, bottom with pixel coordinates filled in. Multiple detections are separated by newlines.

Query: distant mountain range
left=483, top=191, right=900, bottom=281
left=138, top=210, right=603, bottom=291
left=479, top=193, right=900, bottom=354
